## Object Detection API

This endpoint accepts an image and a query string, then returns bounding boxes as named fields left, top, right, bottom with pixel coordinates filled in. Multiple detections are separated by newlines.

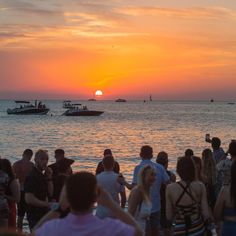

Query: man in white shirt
left=96, top=155, right=126, bottom=218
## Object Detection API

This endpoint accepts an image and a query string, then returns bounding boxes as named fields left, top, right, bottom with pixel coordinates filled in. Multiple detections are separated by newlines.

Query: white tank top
left=134, top=200, right=152, bottom=234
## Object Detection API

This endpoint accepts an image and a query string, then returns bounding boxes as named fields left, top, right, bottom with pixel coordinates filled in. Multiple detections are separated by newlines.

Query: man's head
left=156, top=151, right=168, bottom=169
left=185, top=149, right=194, bottom=158
left=23, top=149, right=33, bottom=160
left=55, top=149, right=65, bottom=162
left=102, top=155, right=114, bottom=170
left=103, top=149, right=112, bottom=157
left=140, top=145, right=153, bottom=160
left=66, top=172, right=97, bottom=212
left=34, top=149, right=49, bottom=171
left=229, top=141, right=236, bottom=158
left=211, top=137, right=221, bottom=150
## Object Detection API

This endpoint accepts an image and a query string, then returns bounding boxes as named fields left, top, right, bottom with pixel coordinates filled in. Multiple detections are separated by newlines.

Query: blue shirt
left=213, top=148, right=225, bottom=164
left=132, top=159, right=170, bottom=213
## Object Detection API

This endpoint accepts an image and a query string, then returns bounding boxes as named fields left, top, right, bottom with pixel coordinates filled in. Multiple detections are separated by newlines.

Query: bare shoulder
left=190, top=181, right=204, bottom=187
left=166, top=182, right=178, bottom=192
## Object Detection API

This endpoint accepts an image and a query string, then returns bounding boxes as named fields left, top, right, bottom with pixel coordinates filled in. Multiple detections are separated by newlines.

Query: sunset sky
left=0, top=0, right=236, bottom=100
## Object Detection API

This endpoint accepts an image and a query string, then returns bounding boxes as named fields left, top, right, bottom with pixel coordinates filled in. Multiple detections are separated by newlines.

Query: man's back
left=213, top=147, right=225, bottom=164
left=96, top=171, right=124, bottom=218
left=97, top=171, right=121, bottom=202
left=35, top=213, right=135, bottom=236
left=13, top=159, right=34, bottom=189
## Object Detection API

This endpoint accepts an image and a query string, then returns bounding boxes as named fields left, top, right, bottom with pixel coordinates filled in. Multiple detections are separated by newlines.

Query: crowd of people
left=0, top=137, right=235, bottom=236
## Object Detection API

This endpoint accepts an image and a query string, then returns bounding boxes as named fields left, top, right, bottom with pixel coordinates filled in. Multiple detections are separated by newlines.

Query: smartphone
left=205, top=134, right=210, bottom=142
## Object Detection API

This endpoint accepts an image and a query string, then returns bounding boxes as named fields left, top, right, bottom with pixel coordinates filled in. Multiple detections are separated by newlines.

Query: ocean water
left=0, top=100, right=236, bottom=182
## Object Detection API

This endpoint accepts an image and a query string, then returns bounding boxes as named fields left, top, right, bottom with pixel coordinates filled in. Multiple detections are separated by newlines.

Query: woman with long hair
left=214, top=160, right=236, bottom=235
left=0, top=159, right=20, bottom=229
left=128, top=165, right=156, bottom=235
left=166, top=156, right=209, bottom=235
left=202, top=149, right=217, bottom=210
left=191, top=156, right=204, bottom=182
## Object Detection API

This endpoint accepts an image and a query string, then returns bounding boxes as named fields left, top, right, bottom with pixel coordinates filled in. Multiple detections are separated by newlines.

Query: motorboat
left=62, top=104, right=104, bottom=116
left=115, top=98, right=127, bottom=102
left=63, top=100, right=74, bottom=108
left=7, top=100, right=49, bottom=115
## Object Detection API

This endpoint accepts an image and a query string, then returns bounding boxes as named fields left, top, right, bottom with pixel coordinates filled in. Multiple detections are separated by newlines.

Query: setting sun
left=95, top=90, right=103, bottom=96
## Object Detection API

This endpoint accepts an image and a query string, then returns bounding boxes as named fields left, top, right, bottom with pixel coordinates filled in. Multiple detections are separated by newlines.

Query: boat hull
left=7, top=108, right=49, bottom=115
left=64, top=110, right=104, bottom=116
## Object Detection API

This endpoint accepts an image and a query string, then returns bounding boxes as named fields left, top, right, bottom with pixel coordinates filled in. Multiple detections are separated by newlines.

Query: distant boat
left=228, top=102, right=235, bottom=105
left=88, top=98, right=96, bottom=101
left=7, top=100, right=49, bottom=115
left=63, top=100, right=73, bottom=108
left=62, top=104, right=104, bottom=116
left=115, top=98, right=127, bottom=102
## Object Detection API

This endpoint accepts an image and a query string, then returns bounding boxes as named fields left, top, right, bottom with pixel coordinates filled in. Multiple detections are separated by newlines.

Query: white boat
left=62, top=104, right=104, bottom=116
left=7, top=100, right=49, bottom=115
left=63, top=100, right=74, bottom=108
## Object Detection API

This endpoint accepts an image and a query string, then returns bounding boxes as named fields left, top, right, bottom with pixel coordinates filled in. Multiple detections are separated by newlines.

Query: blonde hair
left=137, top=165, right=155, bottom=202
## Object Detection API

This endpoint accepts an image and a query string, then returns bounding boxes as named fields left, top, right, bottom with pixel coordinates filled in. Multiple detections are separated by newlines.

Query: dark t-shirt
left=95, top=161, right=120, bottom=175
left=49, top=162, right=72, bottom=178
left=48, top=163, right=59, bottom=178
left=24, top=167, right=49, bottom=218
left=52, top=174, right=67, bottom=202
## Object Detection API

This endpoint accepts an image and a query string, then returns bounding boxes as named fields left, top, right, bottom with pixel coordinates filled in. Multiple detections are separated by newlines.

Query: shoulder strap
left=175, top=182, right=197, bottom=206
left=175, top=182, right=189, bottom=206
left=179, top=182, right=197, bottom=204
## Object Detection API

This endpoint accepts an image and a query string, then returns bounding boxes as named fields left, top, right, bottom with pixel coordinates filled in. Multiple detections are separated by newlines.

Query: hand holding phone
left=205, top=134, right=211, bottom=142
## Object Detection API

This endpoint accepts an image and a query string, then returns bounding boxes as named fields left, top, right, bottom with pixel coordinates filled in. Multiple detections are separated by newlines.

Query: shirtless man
left=13, top=149, right=34, bottom=230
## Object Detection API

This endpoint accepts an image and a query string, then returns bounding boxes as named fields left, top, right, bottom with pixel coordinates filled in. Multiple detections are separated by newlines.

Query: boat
left=63, top=100, right=73, bottom=108
left=115, top=98, right=127, bottom=102
left=62, top=104, right=104, bottom=116
left=7, top=100, right=49, bottom=115
left=88, top=98, right=96, bottom=101
left=228, top=102, right=235, bottom=105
